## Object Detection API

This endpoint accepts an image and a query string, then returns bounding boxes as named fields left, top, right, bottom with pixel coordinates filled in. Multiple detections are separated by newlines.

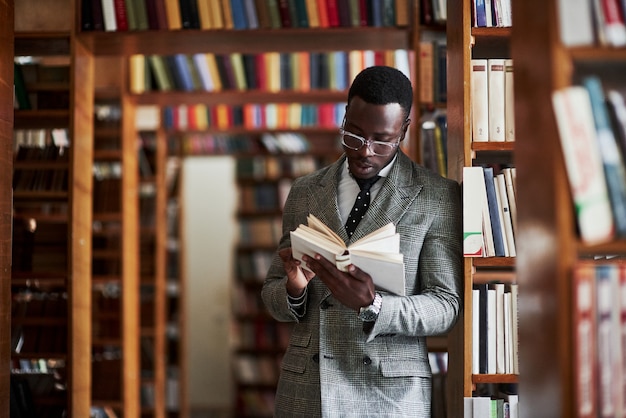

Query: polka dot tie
left=345, top=176, right=381, bottom=238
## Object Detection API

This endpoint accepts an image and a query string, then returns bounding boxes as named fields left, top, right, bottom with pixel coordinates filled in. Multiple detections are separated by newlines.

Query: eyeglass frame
left=339, top=117, right=410, bottom=157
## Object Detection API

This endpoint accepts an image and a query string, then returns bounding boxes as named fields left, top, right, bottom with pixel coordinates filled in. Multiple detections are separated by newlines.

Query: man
left=261, top=66, right=462, bottom=417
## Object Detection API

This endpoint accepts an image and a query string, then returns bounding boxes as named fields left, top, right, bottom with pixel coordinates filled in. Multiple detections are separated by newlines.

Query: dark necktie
left=345, top=176, right=381, bottom=238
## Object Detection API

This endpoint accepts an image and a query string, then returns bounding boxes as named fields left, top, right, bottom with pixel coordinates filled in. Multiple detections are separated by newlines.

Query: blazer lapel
left=352, top=151, right=423, bottom=241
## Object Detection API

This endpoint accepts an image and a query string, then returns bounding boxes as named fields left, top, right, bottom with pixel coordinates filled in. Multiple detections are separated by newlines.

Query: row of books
left=464, top=394, right=519, bottom=418
left=231, top=282, right=267, bottom=319
left=551, top=77, right=626, bottom=244
left=236, top=250, right=274, bottom=282
left=162, top=102, right=346, bottom=131
left=14, top=128, right=70, bottom=155
left=463, top=166, right=517, bottom=258
left=239, top=181, right=291, bottom=214
left=12, top=324, right=68, bottom=356
left=471, top=282, right=519, bottom=376
left=419, top=39, right=447, bottom=104
left=12, top=221, right=69, bottom=273
left=93, top=178, right=122, bottom=215
left=471, top=58, right=515, bottom=143
left=557, top=0, right=626, bottom=47
left=11, top=362, right=65, bottom=399
left=82, top=0, right=414, bottom=32
left=420, top=110, right=448, bottom=177
left=232, top=319, right=291, bottom=351
left=238, top=217, right=283, bottom=247
left=13, top=61, right=71, bottom=111
left=236, top=388, right=276, bottom=418
left=234, top=354, right=281, bottom=385
left=176, top=132, right=337, bottom=158
left=471, top=0, right=512, bottom=28
left=131, top=49, right=413, bottom=94
left=13, top=145, right=70, bottom=193
left=236, top=155, right=326, bottom=180
left=572, top=260, right=626, bottom=418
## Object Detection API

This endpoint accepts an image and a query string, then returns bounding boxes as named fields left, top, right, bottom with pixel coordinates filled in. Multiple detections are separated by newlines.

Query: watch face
left=359, top=307, right=377, bottom=322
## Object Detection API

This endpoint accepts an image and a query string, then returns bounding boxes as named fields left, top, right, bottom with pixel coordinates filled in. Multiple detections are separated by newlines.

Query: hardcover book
left=582, top=76, right=626, bottom=238
left=552, top=85, right=615, bottom=244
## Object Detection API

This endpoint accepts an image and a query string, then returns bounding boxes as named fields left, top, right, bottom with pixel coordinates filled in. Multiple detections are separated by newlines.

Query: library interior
left=2, top=0, right=626, bottom=417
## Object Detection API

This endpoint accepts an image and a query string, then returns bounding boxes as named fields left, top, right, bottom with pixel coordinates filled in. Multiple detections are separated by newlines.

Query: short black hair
left=347, top=66, right=413, bottom=118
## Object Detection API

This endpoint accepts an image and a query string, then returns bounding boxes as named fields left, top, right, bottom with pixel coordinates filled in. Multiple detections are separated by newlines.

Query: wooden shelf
left=78, top=28, right=412, bottom=56
left=14, top=31, right=71, bottom=56
left=14, top=109, right=70, bottom=129
left=133, top=89, right=348, bottom=106
left=472, top=374, right=518, bottom=384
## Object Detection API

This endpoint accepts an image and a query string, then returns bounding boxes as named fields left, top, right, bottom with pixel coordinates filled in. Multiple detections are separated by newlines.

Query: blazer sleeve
left=261, top=176, right=310, bottom=323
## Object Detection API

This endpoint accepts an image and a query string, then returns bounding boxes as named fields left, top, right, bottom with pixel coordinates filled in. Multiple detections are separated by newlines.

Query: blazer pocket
left=380, top=359, right=431, bottom=378
left=281, top=331, right=312, bottom=374
left=281, top=351, right=308, bottom=374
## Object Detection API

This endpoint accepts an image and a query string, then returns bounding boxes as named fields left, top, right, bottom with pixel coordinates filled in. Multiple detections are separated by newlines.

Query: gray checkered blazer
left=261, top=151, right=463, bottom=417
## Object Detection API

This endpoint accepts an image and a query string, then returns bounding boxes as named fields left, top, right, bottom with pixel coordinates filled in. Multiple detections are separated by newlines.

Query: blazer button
left=312, top=353, right=319, bottom=363
left=362, top=356, right=372, bottom=365
left=320, top=300, right=331, bottom=310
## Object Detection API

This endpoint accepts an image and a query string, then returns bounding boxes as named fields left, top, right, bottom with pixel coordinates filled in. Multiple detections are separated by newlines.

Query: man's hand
left=279, top=247, right=315, bottom=297
left=302, top=253, right=376, bottom=311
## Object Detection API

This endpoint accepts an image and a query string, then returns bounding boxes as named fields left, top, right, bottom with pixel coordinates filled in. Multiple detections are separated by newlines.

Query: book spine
left=82, top=0, right=94, bottom=30
left=462, top=166, right=487, bottom=257
left=573, top=262, right=597, bottom=418
left=243, top=0, right=259, bottom=28
left=471, top=59, right=489, bottom=142
left=230, top=0, right=249, bottom=28
left=305, top=0, right=319, bottom=27
left=552, top=86, right=615, bottom=244
left=419, top=41, right=434, bottom=104
left=293, top=0, right=309, bottom=27
left=114, top=0, right=130, bottom=30
left=381, top=0, right=395, bottom=26
left=504, top=59, right=515, bottom=141
left=488, top=58, right=506, bottom=142
left=124, top=0, right=137, bottom=29
left=582, top=76, right=626, bottom=238
left=92, top=0, right=105, bottom=30
left=496, top=173, right=516, bottom=256
left=326, top=0, right=340, bottom=26
left=101, top=0, right=119, bottom=31
left=483, top=167, right=505, bottom=257
left=164, top=0, right=182, bottom=29
left=266, top=0, right=282, bottom=27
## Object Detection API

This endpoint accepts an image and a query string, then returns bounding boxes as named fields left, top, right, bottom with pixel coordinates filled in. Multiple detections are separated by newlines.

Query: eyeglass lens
left=342, top=133, right=396, bottom=156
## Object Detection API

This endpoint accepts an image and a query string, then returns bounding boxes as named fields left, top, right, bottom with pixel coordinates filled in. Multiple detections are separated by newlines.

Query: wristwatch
left=358, top=292, right=382, bottom=322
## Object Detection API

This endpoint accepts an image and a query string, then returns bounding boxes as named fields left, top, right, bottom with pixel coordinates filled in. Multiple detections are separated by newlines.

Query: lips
left=350, top=160, right=375, bottom=176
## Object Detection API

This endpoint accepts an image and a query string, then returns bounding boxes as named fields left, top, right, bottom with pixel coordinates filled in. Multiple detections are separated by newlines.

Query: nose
left=357, top=139, right=376, bottom=156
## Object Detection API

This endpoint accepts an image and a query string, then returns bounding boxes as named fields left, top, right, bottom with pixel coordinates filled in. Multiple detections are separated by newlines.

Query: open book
left=290, top=214, right=406, bottom=295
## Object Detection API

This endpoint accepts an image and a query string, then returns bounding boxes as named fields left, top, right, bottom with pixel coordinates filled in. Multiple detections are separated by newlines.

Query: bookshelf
left=446, top=0, right=517, bottom=416
left=91, top=81, right=141, bottom=416
left=10, top=4, right=94, bottom=417
left=0, top=1, right=13, bottom=415
left=511, top=1, right=626, bottom=417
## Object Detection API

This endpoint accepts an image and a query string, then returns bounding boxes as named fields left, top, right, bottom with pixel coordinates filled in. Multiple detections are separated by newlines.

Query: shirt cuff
left=287, top=287, right=308, bottom=317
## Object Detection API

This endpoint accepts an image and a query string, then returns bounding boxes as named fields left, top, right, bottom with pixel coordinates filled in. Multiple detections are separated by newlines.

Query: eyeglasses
left=339, top=124, right=404, bottom=157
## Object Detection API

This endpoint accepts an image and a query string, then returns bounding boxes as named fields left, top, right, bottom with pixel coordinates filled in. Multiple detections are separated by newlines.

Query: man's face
left=342, top=96, right=408, bottom=180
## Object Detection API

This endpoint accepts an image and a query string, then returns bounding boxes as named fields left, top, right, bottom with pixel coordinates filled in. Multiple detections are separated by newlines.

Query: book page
left=306, top=214, right=344, bottom=247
